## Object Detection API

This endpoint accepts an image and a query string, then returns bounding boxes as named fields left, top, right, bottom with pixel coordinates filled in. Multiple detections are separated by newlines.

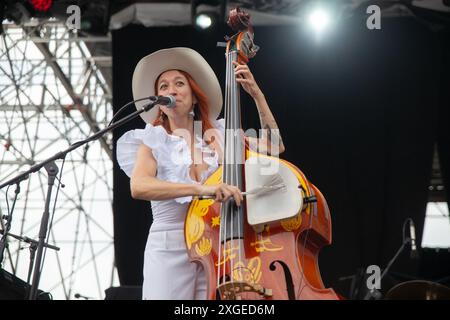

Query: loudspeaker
left=104, top=286, right=142, bottom=300
left=0, top=268, right=52, bottom=300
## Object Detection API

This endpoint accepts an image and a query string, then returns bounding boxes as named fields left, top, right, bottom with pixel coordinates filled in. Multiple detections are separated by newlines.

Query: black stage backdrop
left=112, top=17, right=450, bottom=297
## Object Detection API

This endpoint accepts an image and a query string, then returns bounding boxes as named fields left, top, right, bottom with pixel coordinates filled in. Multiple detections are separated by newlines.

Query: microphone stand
left=0, top=230, right=59, bottom=298
left=0, top=99, right=156, bottom=299
left=363, top=236, right=412, bottom=300
left=28, top=162, right=59, bottom=300
left=0, top=181, right=22, bottom=271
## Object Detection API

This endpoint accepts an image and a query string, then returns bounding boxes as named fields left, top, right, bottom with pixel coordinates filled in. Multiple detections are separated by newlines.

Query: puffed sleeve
left=116, top=124, right=164, bottom=178
left=215, top=118, right=225, bottom=132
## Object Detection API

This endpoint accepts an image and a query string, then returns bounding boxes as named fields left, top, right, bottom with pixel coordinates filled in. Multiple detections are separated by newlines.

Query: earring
left=189, top=107, right=195, bottom=117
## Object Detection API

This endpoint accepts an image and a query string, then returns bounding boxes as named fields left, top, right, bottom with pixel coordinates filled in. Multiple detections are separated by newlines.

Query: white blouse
left=116, top=118, right=225, bottom=231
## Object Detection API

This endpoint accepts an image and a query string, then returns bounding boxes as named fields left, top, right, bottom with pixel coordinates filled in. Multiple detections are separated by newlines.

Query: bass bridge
left=217, top=281, right=273, bottom=300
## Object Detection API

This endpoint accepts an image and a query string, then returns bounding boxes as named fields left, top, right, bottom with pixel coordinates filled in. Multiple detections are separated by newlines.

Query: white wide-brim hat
left=132, top=47, right=223, bottom=124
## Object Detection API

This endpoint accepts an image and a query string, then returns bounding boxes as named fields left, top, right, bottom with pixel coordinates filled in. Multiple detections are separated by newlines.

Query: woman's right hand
left=199, top=183, right=243, bottom=206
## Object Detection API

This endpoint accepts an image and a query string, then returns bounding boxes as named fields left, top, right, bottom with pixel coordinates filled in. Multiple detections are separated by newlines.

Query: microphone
left=151, top=95, right=176, bottom=108
left=107, top=95, right=176, bottom=127
left=74, top=293, right=92, bottom=300
left=409, top=220, right=419, bottom=259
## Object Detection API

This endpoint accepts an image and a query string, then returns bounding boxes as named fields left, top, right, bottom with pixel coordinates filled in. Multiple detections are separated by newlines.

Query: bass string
left=232, top=50, right=246, bottom=297
left=231, top=51, right=244, bottom=287
left=228, top=50, right=236, bottom=296
left=219, top=50, right=233, bottom=295
left=217, top=49, right=248, bottom=299
left=217, top=50, right=229, bottom=293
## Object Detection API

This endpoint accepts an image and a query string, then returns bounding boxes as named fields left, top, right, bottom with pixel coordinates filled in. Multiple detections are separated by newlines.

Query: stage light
left=308, top=8, right=331, bottom=33
left=3, top=0, right=54, bottom=25
left=195, top=12, right=214, bottom=29
left=29, top=0, right=52, bottom=12
left=4, top=2, right=31, bottom=25
left=77, top=1, right=111, bottom=36
left=191, top=0, right=225, bottom=30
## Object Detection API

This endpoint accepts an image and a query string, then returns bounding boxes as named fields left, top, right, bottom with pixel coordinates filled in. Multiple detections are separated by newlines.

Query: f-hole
left=269, top=260, right=296, bottom=300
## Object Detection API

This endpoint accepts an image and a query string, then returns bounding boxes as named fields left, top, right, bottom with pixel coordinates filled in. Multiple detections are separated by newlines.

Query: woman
left=116, top=47, right=285, bottom=300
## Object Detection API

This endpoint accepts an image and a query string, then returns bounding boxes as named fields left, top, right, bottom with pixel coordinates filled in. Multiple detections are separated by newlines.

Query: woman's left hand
left=233, top=61, right=263, bottom=99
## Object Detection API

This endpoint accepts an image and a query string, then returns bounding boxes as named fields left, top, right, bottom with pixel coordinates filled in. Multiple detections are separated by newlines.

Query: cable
left=0, top=185, right=12, bottom=267
left=64, top=98, right=155, bottom=150
left=2, top=184, right=18, bottom=273
left=297, top=195, right=314, bottom=299
left=107, top=97, right=155, bottom=126
left=5, top=185, right=11, bottom=218
left=402, top=218, right=413, bottom=243
left=66, top=98, right=155, bottom=150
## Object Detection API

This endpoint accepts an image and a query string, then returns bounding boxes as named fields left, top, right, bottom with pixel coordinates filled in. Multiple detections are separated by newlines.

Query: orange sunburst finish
left=185, top=152, right=338, bottom=300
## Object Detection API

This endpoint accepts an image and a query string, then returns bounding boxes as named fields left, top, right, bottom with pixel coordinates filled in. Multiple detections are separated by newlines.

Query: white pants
left=142, top=228, right=207, bottom=300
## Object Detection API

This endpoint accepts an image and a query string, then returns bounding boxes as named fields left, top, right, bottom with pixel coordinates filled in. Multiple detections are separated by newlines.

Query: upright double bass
left=185, top=7, right=338, bottom=300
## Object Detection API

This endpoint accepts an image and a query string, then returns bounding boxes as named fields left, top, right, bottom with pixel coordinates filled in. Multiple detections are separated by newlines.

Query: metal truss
left=0, top=20, right=117, bottom=300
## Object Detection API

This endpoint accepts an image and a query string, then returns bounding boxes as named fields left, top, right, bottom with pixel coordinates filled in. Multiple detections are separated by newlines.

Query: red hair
left=152, top=70, right=216, bottom=138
